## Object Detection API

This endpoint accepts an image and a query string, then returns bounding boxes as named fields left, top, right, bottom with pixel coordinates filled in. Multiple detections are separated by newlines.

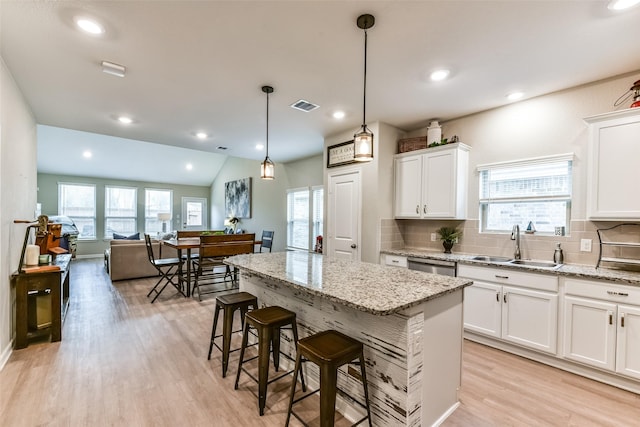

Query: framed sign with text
left=327, top=140, right=355, bottom=168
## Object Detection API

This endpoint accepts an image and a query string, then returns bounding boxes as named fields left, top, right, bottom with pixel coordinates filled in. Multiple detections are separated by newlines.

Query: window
left=145, top=188, right=173, bottom=235
left=105, top=186, right=137, bottom=238
left=478, top=154, right=573, bottom=234
left=287, top=186, right=324, bottom=251
left=58, top=183, right=96, bottom=240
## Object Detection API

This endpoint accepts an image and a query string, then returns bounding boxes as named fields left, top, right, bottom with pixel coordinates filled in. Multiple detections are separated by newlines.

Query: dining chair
left=258, top=230, right=274, bottom=253
left=144, top=234, right=186, bottom=303
left=191, top=234, right=255, bottom=301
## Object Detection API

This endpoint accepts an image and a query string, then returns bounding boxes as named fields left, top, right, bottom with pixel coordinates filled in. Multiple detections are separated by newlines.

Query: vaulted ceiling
left=2, top=1, right=640, bottom=185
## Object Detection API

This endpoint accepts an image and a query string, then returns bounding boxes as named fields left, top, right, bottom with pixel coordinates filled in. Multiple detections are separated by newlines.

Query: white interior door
left=327, top=168, right=361, bottom=260
left=181, top=197, right=207, bottom=230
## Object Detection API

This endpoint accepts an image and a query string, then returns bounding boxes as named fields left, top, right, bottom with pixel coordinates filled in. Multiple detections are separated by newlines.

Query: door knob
left=351, top=244, right=357, bottom=249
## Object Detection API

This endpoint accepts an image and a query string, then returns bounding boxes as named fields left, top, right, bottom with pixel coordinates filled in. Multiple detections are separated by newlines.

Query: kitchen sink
left=471, top=255, right=513, bottom=263
left=508, top=259, right=561, bottom=268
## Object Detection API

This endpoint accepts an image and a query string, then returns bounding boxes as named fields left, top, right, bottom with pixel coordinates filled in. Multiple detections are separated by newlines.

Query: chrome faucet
left=511, top=225, right=521, bottom=260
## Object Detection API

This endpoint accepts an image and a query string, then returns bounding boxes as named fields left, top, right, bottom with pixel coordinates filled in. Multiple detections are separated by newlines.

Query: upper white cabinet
left=394, top=143, right=469, bottom=219
left=585, top=109, right=640, bottom=220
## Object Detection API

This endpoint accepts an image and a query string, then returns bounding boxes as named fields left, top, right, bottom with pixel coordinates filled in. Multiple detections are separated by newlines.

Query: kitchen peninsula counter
left=225, top=251, right=472, bottom=426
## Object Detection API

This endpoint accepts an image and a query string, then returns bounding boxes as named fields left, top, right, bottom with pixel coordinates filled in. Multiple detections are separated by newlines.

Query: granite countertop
left=225, top=251, right=472, bottom=316
left=381, top=248, right=640, bottom=287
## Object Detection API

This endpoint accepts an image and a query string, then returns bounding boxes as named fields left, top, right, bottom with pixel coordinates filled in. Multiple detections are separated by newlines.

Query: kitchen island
left=225, top=251, right=473, bottom=426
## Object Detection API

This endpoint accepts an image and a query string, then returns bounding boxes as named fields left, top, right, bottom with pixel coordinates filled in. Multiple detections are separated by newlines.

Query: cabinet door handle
left=495, top=275, right=509, bottom=279
left=609, top=312, right=613, bottom=325
left=496, top=292, right=500, bottom=302
left=416, top=205, right=419, bottom=214
left=503, top=294, right=507, bottom=303
left=423, top=205, right=427, bottom=214
left=607, top=290, right=629, bottom=297
left=621, top=313, right=625, bottom=328
left=391, top=260, right=399, bottom=263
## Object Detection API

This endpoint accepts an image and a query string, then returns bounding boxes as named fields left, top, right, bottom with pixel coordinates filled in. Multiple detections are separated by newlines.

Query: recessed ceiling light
left=196, top=132, right=208, bottom=139
left=186, top=163, right=193, bottom=170
left=255, top=144, right=264, bottom=150
left=506, top=92, right=524, bottom=101
left=82, top=151, right=92, bottom=158
left=608, top=0, right=640, bottom=10
left=118, top=116, right=133, bottom=124
left=75, top=18, right=104, bottom=35
left=332, top=111, right=345, bottom=119
left=430, top=69, right=450, bottom=81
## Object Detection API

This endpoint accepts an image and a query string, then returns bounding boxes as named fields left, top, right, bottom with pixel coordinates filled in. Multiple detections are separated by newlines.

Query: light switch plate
left=431, top=233, right=437, bottom=242
left=580, top=239, right=592, bottom=252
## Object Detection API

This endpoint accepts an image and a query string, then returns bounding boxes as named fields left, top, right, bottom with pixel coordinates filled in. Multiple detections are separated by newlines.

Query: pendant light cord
left=362, top=29, right=368, bottom=127
left=265, top=90, right=269, bottom=157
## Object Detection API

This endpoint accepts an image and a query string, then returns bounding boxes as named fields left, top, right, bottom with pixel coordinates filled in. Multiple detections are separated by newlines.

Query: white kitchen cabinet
left=459, top=264, right=558, bottom=354
left=394, top=143, right=469, bottom=219
left=563, top=278, right=640, bottom=380
left=585, top=108, right=640, bottom=220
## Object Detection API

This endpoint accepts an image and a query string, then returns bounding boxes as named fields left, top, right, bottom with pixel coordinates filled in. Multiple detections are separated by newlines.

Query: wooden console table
left=11, top=254, right=71, bottom=349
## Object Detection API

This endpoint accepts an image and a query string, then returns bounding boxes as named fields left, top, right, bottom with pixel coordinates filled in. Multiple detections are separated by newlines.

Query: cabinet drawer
left=564, top=278, right=640, bottom=305
left=384, top=254, right=408, bottom=268
left=458, top=264, right=558, bottom=292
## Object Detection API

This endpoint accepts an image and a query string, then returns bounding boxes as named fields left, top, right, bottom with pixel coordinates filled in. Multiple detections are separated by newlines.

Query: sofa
left=106, top=238, right=178, bottom=281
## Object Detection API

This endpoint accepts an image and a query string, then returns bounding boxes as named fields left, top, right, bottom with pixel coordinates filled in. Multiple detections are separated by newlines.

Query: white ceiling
left=2, top=1, right=640, bottom=186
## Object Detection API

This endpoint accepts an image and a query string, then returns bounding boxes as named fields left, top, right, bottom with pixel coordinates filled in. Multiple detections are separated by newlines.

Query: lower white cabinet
left=381, top=254, right=408, bottom=268
left=460, top=265, right=558, bottom=354
left=563, top=278, right=640, bottom=380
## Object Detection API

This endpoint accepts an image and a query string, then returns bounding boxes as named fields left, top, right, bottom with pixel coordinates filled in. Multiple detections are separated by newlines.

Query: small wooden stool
left=234, top=305, right=306, bottom=416
left=208, top=292, right=258, bottom=377
left=286, top=330, right=372, bottom=427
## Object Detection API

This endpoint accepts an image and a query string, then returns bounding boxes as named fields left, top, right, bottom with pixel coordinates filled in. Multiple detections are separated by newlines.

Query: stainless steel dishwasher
left=407, top=257, right=456, bottom=276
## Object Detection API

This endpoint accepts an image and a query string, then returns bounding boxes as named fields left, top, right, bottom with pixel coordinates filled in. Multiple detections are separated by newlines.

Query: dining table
left=162, top=237, right=200, bottom=297
left=162, top=236, right=263, bottom=297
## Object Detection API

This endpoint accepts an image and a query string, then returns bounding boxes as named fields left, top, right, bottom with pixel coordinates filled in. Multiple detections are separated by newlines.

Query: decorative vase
left=443, top=240, right=454, bottom=254
left=427, top=120, right=442, bottom=144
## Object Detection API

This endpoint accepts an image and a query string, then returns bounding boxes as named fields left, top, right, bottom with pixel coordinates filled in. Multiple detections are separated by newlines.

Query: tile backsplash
left=380, top=219, right=640, bottom=267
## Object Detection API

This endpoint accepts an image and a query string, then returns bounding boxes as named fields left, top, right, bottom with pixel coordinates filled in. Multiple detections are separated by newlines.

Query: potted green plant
left=436, top=226, right=463, bottom=254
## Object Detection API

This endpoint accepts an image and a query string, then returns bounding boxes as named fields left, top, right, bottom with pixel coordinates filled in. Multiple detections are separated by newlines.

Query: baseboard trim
left=0, top=339, right=13, bottom=371
left=464, top=332, right=640, bottom=394
left=75, top=254, right=102, bottom=259
left=432, top=401, right=460, bottom=427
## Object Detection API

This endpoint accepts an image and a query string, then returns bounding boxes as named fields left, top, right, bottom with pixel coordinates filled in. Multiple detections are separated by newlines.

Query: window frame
left=58, top=182, right=96, bottom=241
left=286, top=186, right=324, bottom=251
left=477, top=153, right=573, bottom=235
left=144, top=188, right=173, bottom=235
left=104, top=185, right=138, bottom=239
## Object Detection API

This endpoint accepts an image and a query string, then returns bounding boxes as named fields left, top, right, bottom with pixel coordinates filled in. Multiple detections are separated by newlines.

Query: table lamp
left=157, top=213, right=171, bottom=233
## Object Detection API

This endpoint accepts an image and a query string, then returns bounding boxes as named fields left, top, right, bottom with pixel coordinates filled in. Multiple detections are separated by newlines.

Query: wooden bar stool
left=208, top=291, right=258, bottom=377
left=234, top=305, right=306, bottom=416
left=285, top=329, right=372, bottom=427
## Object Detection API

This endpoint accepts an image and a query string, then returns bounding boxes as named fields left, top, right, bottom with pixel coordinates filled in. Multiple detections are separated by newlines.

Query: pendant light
left=260, top=85, right=275, bottom=180
left=354, top=14, right=375, bottom=162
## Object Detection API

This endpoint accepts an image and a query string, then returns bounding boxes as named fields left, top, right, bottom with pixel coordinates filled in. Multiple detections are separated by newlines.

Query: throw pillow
left=113, top=232, right=140, bottom=240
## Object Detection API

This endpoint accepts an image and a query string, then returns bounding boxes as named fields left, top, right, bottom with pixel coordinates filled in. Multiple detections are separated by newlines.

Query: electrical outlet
left=430, top=233, right=437, bottom=242
left=580, top=239, right=592, bottom=252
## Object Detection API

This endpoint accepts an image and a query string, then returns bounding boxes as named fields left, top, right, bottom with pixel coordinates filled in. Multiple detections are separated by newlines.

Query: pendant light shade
left=261, top=85, right=275, bottom=180
left=354, top=14, right=375, bottom=162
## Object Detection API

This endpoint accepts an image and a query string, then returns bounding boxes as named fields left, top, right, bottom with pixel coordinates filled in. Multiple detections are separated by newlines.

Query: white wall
left=324, top=121, right=405, bottom=263
left=210, top=154, right=323, bottom=252
left=0, top=56, right=38, bottom=367
left=408, top=71, right=640, bottom=221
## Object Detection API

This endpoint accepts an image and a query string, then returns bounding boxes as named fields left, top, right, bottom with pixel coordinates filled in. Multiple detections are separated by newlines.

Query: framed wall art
left=327, top=140, right=355, bottom=168
left=225, top=177, right=251, bottom=218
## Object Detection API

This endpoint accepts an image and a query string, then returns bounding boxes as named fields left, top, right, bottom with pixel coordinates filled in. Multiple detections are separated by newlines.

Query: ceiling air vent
left=290, top=99, right=319, bottom=112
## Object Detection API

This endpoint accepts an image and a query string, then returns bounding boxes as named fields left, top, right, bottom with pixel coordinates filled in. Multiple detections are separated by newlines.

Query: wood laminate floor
left=1, top=259, right=639, bottom=426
